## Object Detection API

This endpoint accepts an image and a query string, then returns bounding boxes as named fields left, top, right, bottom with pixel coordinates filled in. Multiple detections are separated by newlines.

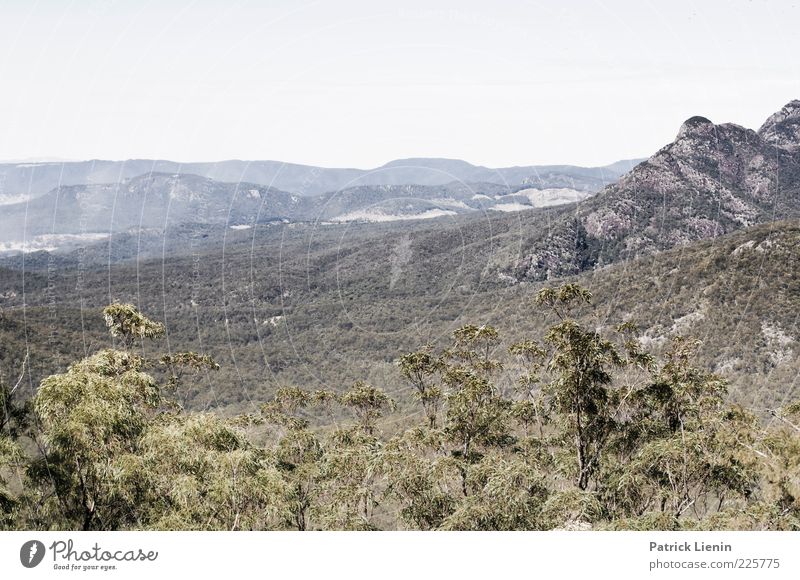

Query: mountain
left=759, top=99, right=800, bottom=150
left=365, top=158, right=640, bottom=191
left=0, top=173, right=596, bottom=255
left=512, top=101, right=800, bottom=280
left=0, top=157, right=642, bottom=201
left=0, top=173, right=301, bottom=246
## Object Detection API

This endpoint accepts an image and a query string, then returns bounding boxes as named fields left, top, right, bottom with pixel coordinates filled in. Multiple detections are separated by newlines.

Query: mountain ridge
left=0, top=156, right=644, bottom=200
left=0, top=171, right=597, bottom=252
left=512, top=100, right=800, bottom=280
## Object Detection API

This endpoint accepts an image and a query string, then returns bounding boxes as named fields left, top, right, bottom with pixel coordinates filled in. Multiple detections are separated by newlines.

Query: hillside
left=1, top=213, right=797, bottom=414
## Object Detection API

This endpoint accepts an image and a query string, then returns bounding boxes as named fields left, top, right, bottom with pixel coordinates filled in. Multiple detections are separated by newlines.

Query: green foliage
left=102, top=302, right=165, bottom=349
left=1, top=289, right=799, bottom=530
left=133, top=413, right=285, bottom=530
left=382, top=427, right=457, bottom=530
left=444, top=372, right=510, bottom=463
left=535, top=283, right=593, bottom=319
left=4, top=217, right=799, bottom=417
left=29, top=349, right=161, bottom=529
left=1, top=367, right=30, bottom=440
left=339, top=381, right=395, bottom=435
left=440, top=451, right=549, bottom=530
left=541, top=489, right=604, bottom=529
left=316, top=427, right=382, bottom=530
left=447, top=324, right=503, bottom=376
left=539, top=289, right=625, bottom=489
left=274, top=428, right=323, bottom=530
left=398, top=347, right=444, bottom=428
left=160, top=352, right=219, bottom=406
left=757, top=404, right=800, bottom=530
left=0, top=434, right=22, bottom=524
left=0, top=359, right=29, bottom=526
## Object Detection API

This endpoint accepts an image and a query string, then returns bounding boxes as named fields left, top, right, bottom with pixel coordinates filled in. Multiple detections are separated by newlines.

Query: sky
left=0, top=0, right=798, bottom=168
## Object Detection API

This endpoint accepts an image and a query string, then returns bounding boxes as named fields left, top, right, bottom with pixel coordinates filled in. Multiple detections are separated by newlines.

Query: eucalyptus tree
left=159, top=352, right=219, bottom=407
left=261, top=386, right=324, bottom=530
left=440, top=449, right=550, bottom=530
left=381, top=427, right=458, bottom=530
left=316, top=426, right=383, bottom=530
left=102, top=302, right=165, bottom=349
left=30, top=349, right=161, bottom=529
left=753, top=401, right=800, bottom=530
left=446, top=324, right=503, bottom=377
left=339, top=381, right=395, bottom=436
left=398, top=347, right=444, bottom=428
left=133, top=412, right=286, bottom=530
left=535, top=285, right=626, bottom=490
left=0, top=360, right=29, bottom=526
left=0, top=428, right=22, bottom=526
left=8, top=289, right=800, bottom=532
left=598, top=337, right=760, bottom=527
left=508, top=339, right=548, bottom=438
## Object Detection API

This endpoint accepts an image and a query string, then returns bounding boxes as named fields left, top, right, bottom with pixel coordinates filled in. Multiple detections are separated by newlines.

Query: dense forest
left=1, top=284, right=798, bottom=531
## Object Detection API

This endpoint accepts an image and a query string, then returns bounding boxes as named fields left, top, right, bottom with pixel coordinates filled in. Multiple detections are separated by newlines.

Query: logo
left=20, top=540, right=46, bottom=568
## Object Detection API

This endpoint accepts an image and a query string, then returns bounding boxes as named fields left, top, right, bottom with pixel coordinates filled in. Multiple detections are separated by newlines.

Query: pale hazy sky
left=0, top=0, right=798, bottom=168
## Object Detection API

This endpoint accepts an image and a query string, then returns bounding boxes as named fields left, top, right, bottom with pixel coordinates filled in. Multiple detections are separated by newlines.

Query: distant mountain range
left=0, top=157, right=642, bottom=254
left=0, top=156, right=641, bottom=201
left=512, top=100, right=800, bottom=280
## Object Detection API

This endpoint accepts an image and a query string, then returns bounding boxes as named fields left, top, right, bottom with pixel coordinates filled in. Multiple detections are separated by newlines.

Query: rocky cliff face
left=514, top=101, right=800, bottom=281
left=758, top=99, right=800, bottom=151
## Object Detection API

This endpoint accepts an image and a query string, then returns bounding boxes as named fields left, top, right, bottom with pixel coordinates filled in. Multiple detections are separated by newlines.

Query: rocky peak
left=675, top=116, right=716, bottom=141
left=512, top=101, right=800, bottom=282
left=758, top=100, right=800, bottom=150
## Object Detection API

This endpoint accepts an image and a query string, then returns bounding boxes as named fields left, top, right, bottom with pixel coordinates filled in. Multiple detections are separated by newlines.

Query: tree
left=753, top=401, right=800, bottom=530
left=536, top=285, right=625, bottom=490
left=438, top=326, right=511, bottom=497
left=0, top=432, right=22, bottom=527
left=103, top=302, right=165, bottom=350
left=30, top=349, right=161, bottom=529
left=1, top=353, right=30, bottom=439
left=382, top=427, right=458, bottom=530
left=260, top=387, right=324, bottom=530
left=273, top=428, right=323, bottom=530
left=398, top=347, right=443, bottom=428
left=160, top=352, right=219, bottom=407
left=508, top=339, right=549, bottom=438
left=339, top=381, right=394, bottom=436
left=1, top=357, right=29, bottom=527
left=4, top=291, right=799, bottom=531
left=600, top=338, right=759, bottom=527
left=20, top=304, right=286, bottom=531
left=443, top=369, right=511, bottom=495
left=447, top=324, right=503, bottom=376
left=440, top=449, right=550, bottom=530
left=316, top=427, right=382, bottom=530
left=132, top=413, right=286, bottom=530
